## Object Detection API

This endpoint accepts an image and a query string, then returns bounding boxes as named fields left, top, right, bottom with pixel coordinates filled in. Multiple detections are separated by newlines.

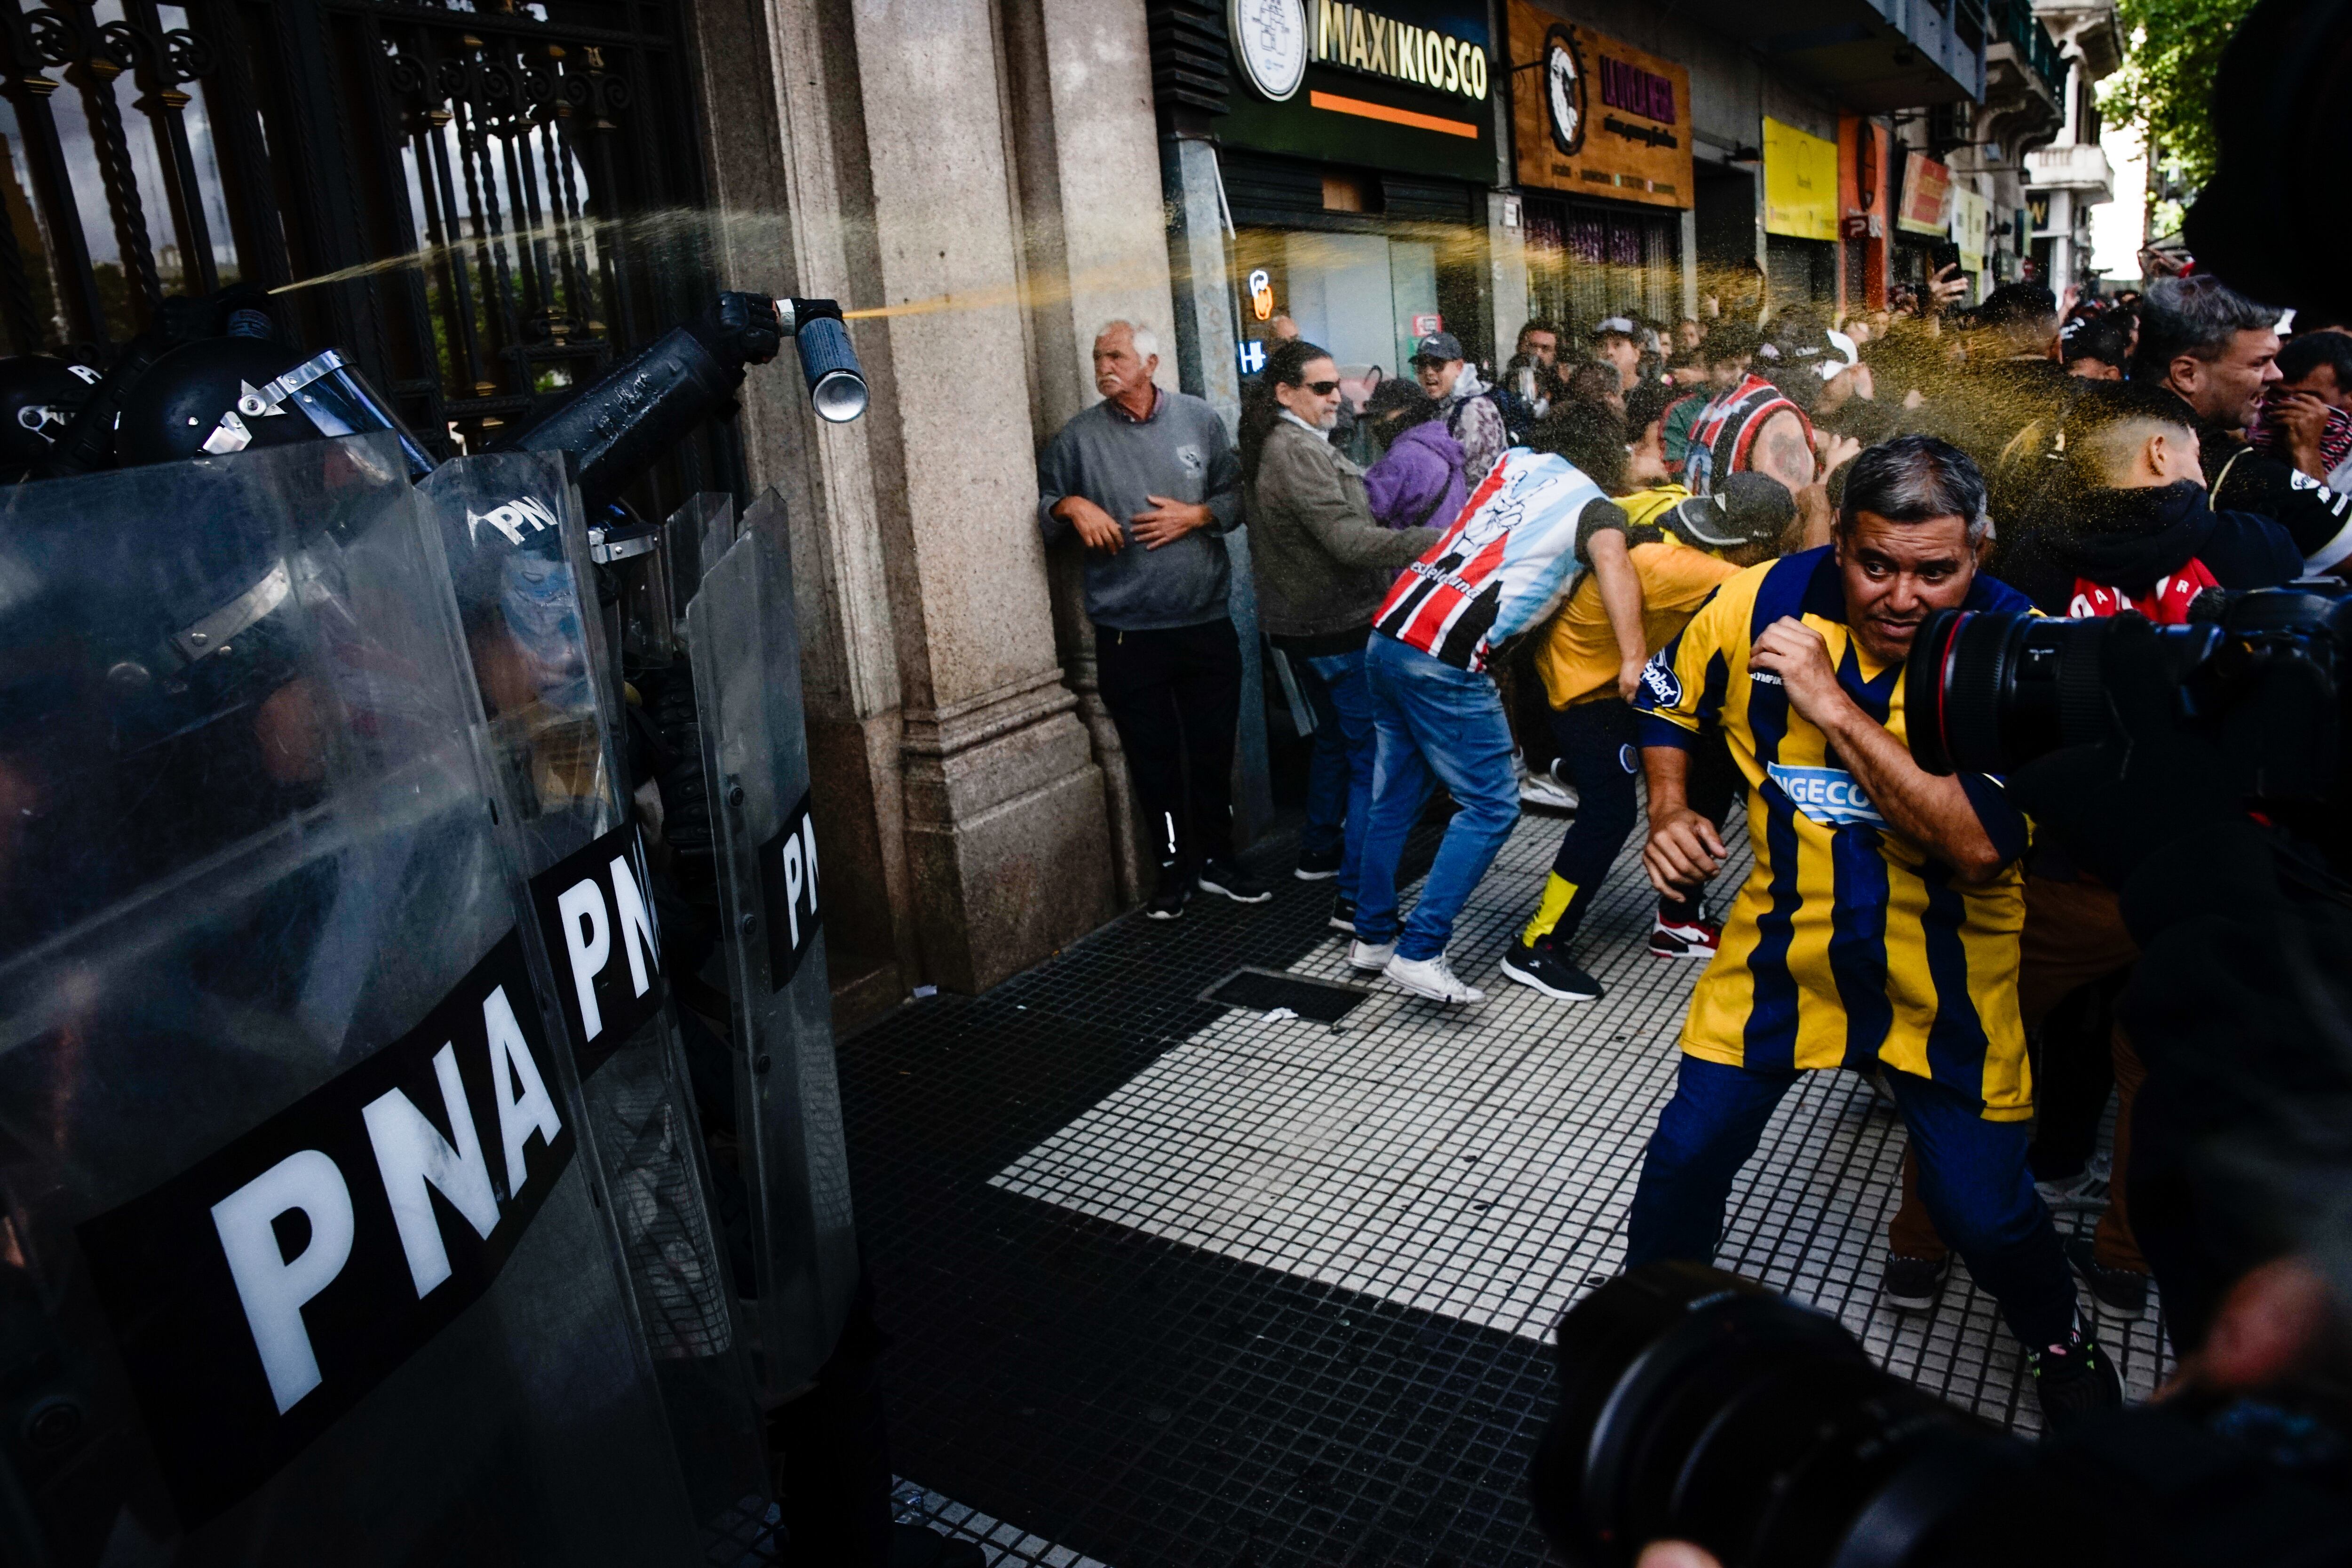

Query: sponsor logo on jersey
left=1767, top=763, right=1884, bottom=826
left=1640, top=652, right=1682, bottom=707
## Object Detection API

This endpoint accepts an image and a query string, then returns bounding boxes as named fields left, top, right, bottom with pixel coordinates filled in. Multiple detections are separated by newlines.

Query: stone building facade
left=686, top=1, right=1181, bottom=1023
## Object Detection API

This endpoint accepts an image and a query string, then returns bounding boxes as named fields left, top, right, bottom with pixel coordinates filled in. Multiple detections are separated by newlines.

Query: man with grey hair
left=1038, top=319, right=1264, bottom=919
left=1623, top=434, right=2123, bottom=1429
left=2135, top=274, right=2352, bottom=573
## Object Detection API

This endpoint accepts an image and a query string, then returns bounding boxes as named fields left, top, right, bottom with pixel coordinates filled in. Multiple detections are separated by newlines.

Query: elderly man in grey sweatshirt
left=1246, top=338, right=1444, bottom=932
left=1037, top=320, right=1263, bottom=920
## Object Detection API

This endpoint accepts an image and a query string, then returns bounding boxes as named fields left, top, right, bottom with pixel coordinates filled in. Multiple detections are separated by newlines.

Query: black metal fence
left=0, top=0, right=730, bottom=506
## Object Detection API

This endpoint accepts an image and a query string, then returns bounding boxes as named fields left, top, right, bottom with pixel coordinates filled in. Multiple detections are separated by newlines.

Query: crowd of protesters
left=1035, top=264, right=2350, bottom=1427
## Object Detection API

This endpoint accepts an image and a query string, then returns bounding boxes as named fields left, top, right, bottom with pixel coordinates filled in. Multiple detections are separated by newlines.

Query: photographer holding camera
left=1534, top=4, right=2352, bottom=1560
left=1872, top=382, right=2312, bottom=1319
left=1621, top=435, right=2121, bottom=1426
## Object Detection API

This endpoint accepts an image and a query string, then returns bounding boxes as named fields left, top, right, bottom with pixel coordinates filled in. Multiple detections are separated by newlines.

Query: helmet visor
left=269, top=350, right=438, bottom=480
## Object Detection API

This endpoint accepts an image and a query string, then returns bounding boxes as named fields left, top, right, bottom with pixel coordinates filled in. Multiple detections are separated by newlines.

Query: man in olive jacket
left=1248, top=354, right=1444, bottom=931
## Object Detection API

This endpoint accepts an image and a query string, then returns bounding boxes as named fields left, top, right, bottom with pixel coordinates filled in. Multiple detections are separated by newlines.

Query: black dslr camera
left=1533, top=1265, right=2351, bottom=1568
left=1903, top=582, right=2352, bottom=805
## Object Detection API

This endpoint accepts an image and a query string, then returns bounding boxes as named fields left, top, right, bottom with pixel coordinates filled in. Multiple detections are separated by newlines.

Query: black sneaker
left=1881, top=1252, right=1949, bottom=1312
left=1295, top=845, right=1343, bottom=881
left=1198, top=859, right=1273, bottom=904
left=1497, top=939, right=1603, bottom=1001
left=1329, top=895, right=1357, bottom=934
left=2027, top=1329, right=2123, bottom=1433
left=2066, top=1236, right=2151, bottom=1320
left=1144, top=866, right=1190, bottom=920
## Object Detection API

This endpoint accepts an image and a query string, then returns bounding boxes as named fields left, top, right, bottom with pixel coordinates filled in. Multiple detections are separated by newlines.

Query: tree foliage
left=2100, top=0, right=2262, bottom=191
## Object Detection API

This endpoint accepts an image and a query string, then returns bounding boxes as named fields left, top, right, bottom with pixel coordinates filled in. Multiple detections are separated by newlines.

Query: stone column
left=1680, top=207, right=1700, bottom=320
left=691, top=0, right=918, bottom=1025
left=1488, top=192, right=1528, bottom=367
left=1160, top=130, right=1274, bottom=848
left=995, top=0, right=1203, bottom=903
left=707, top=0, right=1120, bottom=1000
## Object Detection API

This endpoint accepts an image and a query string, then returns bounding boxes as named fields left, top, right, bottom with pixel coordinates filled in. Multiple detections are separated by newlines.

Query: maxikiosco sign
left=1218, top=0, right=1495, bottom=184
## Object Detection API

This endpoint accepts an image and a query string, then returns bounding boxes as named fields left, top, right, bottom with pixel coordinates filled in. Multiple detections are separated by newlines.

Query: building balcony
left=1662, top=0, right=1986, bottom=110
left=2026, top=140, right=2114, bottom=200
left=1977, top=0, right=2064, bottom=153
left=2032, top=0, right=2122, bottom=78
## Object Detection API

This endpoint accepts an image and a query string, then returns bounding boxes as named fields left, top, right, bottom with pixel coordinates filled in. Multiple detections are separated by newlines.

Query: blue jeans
left=1295, top=645, right=1378, bottom=899
left=1626, top=1056, right=2079, bottom=1350
left=1353, top=633, right=1522, bottom=962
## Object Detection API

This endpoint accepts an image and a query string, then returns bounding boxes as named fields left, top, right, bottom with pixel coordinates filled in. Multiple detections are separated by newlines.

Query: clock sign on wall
left=1545, top=26, right=1587, bottom=155
left=1230, top=0, right=1308, bottom=102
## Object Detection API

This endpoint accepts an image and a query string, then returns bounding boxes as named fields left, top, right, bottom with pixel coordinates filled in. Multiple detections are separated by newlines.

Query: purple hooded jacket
left=1362, top=418, right=1469, bottom=532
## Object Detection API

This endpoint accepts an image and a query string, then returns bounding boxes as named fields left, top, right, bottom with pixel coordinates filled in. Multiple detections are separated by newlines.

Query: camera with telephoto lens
left=1532, top=1265, right=2352, bottom=1568
left=1903, top=581, right=2352, bottom=805
left=1532, top=1264, right=2026, bottom=1568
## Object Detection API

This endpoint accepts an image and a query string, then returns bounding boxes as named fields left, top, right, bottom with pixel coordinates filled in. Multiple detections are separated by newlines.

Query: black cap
left=1411, top=330, right=1466, bottom=365
left=1668, top=471, right=1794, bottom=548
left=2060, top=313, right=2131, bottom=366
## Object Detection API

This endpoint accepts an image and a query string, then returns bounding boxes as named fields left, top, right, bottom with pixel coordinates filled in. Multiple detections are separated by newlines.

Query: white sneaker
left=1346, top=939, right=1395, bottom=972
left=1518, top=768, right=1579, bottom=812
left=1383, top=951, right=1485, bottom=1004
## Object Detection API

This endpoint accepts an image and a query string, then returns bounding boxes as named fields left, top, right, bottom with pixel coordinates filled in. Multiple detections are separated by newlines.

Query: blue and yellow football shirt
left=1631, top=546, right=2037, bottom=1120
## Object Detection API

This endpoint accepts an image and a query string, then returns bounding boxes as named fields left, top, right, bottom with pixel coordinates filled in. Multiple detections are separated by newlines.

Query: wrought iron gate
left=0, top=0, right=733, bottom=509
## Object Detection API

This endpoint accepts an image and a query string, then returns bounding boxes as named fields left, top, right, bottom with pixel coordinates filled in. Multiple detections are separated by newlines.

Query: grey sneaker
left=1518, top=767, right=1580, bottom=812
left=2036, top=1153, right=2112, bottom=1212
left=1383, top=951, right=1484, bottom=1004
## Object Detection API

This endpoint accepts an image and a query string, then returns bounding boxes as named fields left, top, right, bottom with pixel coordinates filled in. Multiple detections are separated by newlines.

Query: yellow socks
left=1520, top=872, right=1580, bottom=948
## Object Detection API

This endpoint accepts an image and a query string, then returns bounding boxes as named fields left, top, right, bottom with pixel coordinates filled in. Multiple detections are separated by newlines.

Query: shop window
left=1524, top=194, right=1680, bottom=333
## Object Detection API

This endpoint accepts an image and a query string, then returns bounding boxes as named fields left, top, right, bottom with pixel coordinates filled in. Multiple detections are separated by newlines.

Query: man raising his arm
left=1622, top=435, right=2122, bottom=1430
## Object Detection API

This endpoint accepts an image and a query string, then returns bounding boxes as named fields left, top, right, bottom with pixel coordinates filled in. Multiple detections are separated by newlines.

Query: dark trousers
left=1889, top=876, right=2146, bottom=1274
left=1628, top=1056, right=2080, bottom=1352
left=1523, top=700, right=1740, bottom=948
left=1095, top=618, right=1243, bottom=871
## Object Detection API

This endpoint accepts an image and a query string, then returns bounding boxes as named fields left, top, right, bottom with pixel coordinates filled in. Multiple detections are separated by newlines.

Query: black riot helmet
left=115, top=336, right=437, bottom=478
left=0, top=354, right=101, bottom=479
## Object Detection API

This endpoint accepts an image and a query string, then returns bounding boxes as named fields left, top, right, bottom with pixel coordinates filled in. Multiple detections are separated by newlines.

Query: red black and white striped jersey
left=1373, top=450, right=1622, bottom=673
left=1683, top=374, right=1812, bottom=498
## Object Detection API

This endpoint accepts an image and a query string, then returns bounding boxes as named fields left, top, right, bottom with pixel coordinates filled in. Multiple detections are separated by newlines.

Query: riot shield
left=0, top=435, right=703, bottom=1564
left=687, top=501, right=858, bottom=1400
left=415, top=454, right=770, bottom=1531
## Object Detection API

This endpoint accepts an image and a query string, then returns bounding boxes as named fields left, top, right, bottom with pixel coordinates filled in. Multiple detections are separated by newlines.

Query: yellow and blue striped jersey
left=1630, top=547, right=2038, bottom=1120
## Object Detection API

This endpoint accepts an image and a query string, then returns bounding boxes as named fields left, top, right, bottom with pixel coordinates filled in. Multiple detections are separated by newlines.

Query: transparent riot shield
left=687, top=501, right=858, bottom=1399
left=0, top=435, right=702, bottom=1565
left=415, top=454, right=770, bottom=1532
left=663, top=493, right=735, bottom=629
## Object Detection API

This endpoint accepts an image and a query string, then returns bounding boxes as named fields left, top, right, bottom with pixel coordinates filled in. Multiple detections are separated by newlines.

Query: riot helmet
left=0, top=354, right=101, bottom=479
left=116, top=337, right=437, bottom=478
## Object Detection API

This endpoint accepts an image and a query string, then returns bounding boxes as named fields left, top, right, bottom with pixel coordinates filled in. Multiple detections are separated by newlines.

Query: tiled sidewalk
left=851, top=809, right=2167, bottom=1567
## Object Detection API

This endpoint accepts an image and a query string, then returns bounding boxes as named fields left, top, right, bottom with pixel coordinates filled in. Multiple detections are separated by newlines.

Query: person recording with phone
left=1622, top=436, right=2122, bottom=1428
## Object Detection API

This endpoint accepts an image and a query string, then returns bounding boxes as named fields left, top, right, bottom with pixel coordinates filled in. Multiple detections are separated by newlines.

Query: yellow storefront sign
left=1762, top=118, right=1837, bottom=241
